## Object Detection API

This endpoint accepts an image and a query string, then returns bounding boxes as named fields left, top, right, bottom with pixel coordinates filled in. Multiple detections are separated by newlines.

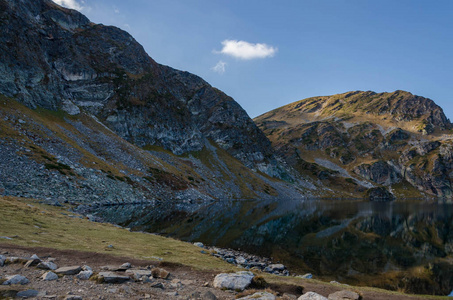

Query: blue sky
left=55, top=0, right=453, bottom=120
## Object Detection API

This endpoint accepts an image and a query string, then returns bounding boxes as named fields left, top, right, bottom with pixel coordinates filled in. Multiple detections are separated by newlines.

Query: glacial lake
left=90, top=198, right=453, bottom=295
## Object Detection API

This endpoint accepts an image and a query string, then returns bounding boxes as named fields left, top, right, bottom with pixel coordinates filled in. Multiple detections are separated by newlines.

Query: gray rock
left=37, top=261, right=58, bottom=270
left=126, top=269, right=152, bottom=281
left=62, top=100, right=81, bottom=116
left=225, top=257, right=236, bottom=264
left=0, top=254, right=5, bottom=267
left=120, top=262, right=131, bottom=270
left=238, top=292, right=276, bottom=300
left=298, top=273, right=313, bottom=279
left=42, top=271, right=58, bottom=281
left=213, top=271, right=254, bottom=291
left=98, top=272, right=130, bottom=284
left=236, top=256, right=247, bottom=265
left=2, top=274, right=30, bottom=285
left=194, top=242, right=204, bottom=248
left=76, top=270, right=93, bottom=280
left=82, top=265, right=92, bottom=272
left=298, top=292, right=328, bottom=300
left=268, top=264, right=286, bottom=271
left=64, top=296, right=83, bottom=300
left=151, top=282, right=164, bottom=289
left=203, top=291, right=218, bottom=300
left=55, top=266, right=82, bottom=275
left=328, top=290, right=360, bottom=300
left=16, top=289, right=39, bottom=298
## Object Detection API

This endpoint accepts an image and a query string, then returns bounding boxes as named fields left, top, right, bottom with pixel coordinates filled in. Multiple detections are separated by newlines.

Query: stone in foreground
left=42, top=271, right=58, bottom=281
left=37, top=261, right=58, bottom=270
left=151, top=268, right=170, bottom=279
left=17, top=289, right=39, bottom=298
left=238, top=291, right=276, bottom=299
left=126, top=269, right=152, bottom=281
left=328, top=290, right=360, bottom=300
left=98, top=272, right=130, bottom=284
left=55, top=266, right=82, bottom=275
left=2, top=274, right=30, bottom=285
left=298, top=292, right=328, bottom=300
left=76, top=270, right=93, bottom=280
left=213, top=271, right=254, bottom=291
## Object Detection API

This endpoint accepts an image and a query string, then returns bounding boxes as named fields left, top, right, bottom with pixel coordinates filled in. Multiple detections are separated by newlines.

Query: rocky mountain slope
left=255, top=90, right=453, bottom=199
left=0, top=0, right=312, bottom=205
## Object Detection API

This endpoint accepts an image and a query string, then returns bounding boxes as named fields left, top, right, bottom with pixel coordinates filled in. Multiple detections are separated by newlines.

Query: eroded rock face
left=0, top=0, right=278, bottom=174
left=354, top=161, right=400, bottom=186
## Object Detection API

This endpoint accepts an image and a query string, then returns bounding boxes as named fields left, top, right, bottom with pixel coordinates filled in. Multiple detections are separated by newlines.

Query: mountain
left=255, top=90, right=453, bottom=199
left=0, top=0, right=311, bottom=205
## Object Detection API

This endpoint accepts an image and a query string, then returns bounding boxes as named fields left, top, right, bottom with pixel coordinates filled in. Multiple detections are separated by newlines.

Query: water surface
left=92, top=198, right=453, bottom=295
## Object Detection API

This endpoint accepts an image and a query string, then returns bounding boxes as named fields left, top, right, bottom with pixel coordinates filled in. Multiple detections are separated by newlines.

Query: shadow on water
left=90, top=198, right=453, bottom=295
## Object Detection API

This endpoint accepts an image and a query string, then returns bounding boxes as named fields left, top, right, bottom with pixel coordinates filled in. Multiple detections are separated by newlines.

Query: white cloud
left=212, top=61, right=227, bottom=74
left=52, top=0, right=85, bottom=11
left=216, top=40, right=277, bottom=60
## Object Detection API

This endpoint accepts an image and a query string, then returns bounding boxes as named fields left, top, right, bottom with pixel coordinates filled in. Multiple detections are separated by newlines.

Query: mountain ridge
left=255, top=90, right=453, bottom=198
left=0, top=0, right=312, bottom=205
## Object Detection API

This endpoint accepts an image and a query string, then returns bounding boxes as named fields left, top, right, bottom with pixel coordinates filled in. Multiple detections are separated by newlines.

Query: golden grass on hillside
left=0, top=196, right=229, bottom=270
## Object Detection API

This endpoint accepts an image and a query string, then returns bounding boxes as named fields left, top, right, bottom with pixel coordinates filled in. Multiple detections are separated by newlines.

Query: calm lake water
left=91, top=198, right=453, bottom=295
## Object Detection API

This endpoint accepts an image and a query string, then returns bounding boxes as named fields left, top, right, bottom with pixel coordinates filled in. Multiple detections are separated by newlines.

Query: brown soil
left=0, top=244, right=436, bottom=300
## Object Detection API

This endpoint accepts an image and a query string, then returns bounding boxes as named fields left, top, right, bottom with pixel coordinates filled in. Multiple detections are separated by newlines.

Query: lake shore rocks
left=202, top=245, right=290, bottom=276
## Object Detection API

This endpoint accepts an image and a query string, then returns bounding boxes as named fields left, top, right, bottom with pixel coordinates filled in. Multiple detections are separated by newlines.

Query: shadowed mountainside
left=0, top=0, right=313, bottom=204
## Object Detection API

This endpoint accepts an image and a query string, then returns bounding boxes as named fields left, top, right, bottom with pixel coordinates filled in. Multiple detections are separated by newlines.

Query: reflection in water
left=91, top=199, right=453, bottom=295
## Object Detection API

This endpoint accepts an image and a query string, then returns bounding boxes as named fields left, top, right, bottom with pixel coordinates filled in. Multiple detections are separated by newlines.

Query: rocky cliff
left=0, top=0, right=310, bottom=204
left=255, top=91, right=453, bottom=198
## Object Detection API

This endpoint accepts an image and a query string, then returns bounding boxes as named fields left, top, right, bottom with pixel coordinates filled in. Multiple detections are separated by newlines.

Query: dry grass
left=0, top=196, right=229, bottom=271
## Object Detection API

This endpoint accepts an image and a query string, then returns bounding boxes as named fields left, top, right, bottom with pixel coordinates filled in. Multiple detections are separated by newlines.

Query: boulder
left=55, top=266, right=82, bottom=275
left=366, top=187, right=395, bottom=201
left=328, top=290, right=360, bottom=300
left=82, top=265, right=92, bottom=272
left=298, top=273, right=313, bottom=279
left=42, top=271, right=58, bottom=281
left=213, top=271, right=254, bottom=291
left=126, top=269, right=152, bottom=281
left=119, top=262, right=131, bottom=270
left=98, top=272, right=130, bottom=284
left=151, top=268, right=170, bottom=279
left=16, top=289, right=39, bottom=298
left=151, top=282, right=164, bottom=289
left=2, top=274, right=30, bottom=285
left=64, top=296, right=83, bottom=300
left=0, top=255, right=5, bottom=267
left=37, top=261, right=58, bottom=270
left=238, top=291, right=276, bottom=300
left=76, top=270, right=93, bottom=280
left=194, top=242, right=204, bottom=248
left=298, top=292, right=328, bottom=300
left=24, top=254, right=41, bottom=268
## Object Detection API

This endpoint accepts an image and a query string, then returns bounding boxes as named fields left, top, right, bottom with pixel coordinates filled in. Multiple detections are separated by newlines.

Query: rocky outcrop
left=0, top=0, right=311, bottom=204
left=0, top=0, right=279, bottom=174
left=353, top=161, right=400, bottom=186
left=255, top=90, right=453, bottom=198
